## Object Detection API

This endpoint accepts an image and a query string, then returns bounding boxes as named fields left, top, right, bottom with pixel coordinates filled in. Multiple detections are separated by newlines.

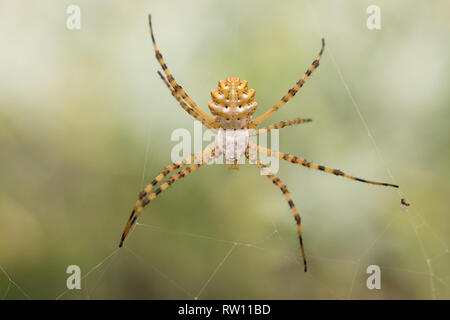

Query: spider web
left=2, top=2, right=448, bottom=301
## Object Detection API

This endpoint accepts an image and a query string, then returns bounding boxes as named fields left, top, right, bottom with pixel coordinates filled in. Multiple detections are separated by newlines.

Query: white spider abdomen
left=216, top=128, right=249, bottom=163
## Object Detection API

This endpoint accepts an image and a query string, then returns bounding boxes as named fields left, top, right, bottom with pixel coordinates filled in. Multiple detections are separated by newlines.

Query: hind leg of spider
left=249, top=39, right=325, bottom=128
left=119, top=144, right=218, bottom=247
left=245, top=148, right=307, bottom=272
left=157, top=71, right=214, bottom=128
left=148, top=15, right=217, bottom=128
left=248, top=141, right=398, bottom=188
left=250, top=118, right=313, bottom=136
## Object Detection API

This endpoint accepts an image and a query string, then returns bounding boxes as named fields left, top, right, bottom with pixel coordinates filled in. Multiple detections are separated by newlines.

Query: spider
left=119, top=15, right=399, bottom=272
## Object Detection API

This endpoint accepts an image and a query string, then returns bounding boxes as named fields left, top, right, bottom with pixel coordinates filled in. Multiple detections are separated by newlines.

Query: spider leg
left=157, top=71, right=214, bottom=128
left=248, top=39, right=325, bottom=128
left=148, top=15, right=218, bottom=128
left=226, top=160, right=240, bottom=170
left=248, top=141, right=398, bottom=188
left=119, top=143, right=218, bottom=247
left=245, top=147, right=307, bottom=272
left=250, top=118, right=312, bottom=136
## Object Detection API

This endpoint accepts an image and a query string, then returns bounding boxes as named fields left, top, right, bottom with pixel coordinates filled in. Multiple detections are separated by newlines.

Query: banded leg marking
left=119, top=144, right=217, bottom=247
left=245, top=148, right=307, bottom=272
left=249, top=39, right=325, bottom=128
left=148, top=15, right=218, bottom=128
left=157, top=71, right=213, bottom=128
left=250, top=118, right=312, bottom=136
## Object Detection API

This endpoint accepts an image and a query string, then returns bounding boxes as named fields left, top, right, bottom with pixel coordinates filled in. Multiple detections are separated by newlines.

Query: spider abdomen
left=208, top=77, right=257, bottom=129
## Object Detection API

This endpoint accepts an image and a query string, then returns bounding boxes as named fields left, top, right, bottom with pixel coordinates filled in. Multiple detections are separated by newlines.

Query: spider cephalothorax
left=208, top=77, right=258, bottom=129
left=119, top=15, right=400, bottom=273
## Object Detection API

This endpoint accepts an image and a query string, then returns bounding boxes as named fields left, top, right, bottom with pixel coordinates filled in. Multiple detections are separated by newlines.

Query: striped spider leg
left=157, top=70, right=214, bottom=128
left=245, top=147, right=308, bottom=271
left=119, top=143, right=220, bottom=247
left=246, top=123, right=397, bottom=270
left=119, top=16, right=223, bottom=247
left=245, top=131, right=398, bottom=272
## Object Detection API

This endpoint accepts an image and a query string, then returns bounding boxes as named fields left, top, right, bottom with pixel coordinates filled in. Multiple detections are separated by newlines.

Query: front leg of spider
left=119, top=144, right=219, bottom=247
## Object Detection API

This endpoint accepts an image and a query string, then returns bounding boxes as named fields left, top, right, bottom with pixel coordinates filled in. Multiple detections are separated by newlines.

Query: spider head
left=208, top=77, right=258, bottom=129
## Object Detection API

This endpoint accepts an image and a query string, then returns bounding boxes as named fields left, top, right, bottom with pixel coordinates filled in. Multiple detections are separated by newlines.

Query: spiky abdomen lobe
left=208, top=77, right=258, bottom=129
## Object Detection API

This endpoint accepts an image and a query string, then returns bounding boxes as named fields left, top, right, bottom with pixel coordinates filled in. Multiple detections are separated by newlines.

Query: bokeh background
left=0, top=0, right=449, bottom=299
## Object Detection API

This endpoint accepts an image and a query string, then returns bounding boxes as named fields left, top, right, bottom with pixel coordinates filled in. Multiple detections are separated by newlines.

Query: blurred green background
left=0, top=0, right=449, bottom=299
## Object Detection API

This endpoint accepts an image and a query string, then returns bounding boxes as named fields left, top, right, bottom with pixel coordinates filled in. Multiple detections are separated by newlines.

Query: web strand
left=195, top=243, right=237, bottom=300
left=0, top=264, right=31, bottom=300
left=306, top=0, right=449, bottom=299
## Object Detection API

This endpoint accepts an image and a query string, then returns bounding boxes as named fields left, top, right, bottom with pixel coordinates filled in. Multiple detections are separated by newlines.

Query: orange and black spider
left=118, top=15, right=399, bottom=272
